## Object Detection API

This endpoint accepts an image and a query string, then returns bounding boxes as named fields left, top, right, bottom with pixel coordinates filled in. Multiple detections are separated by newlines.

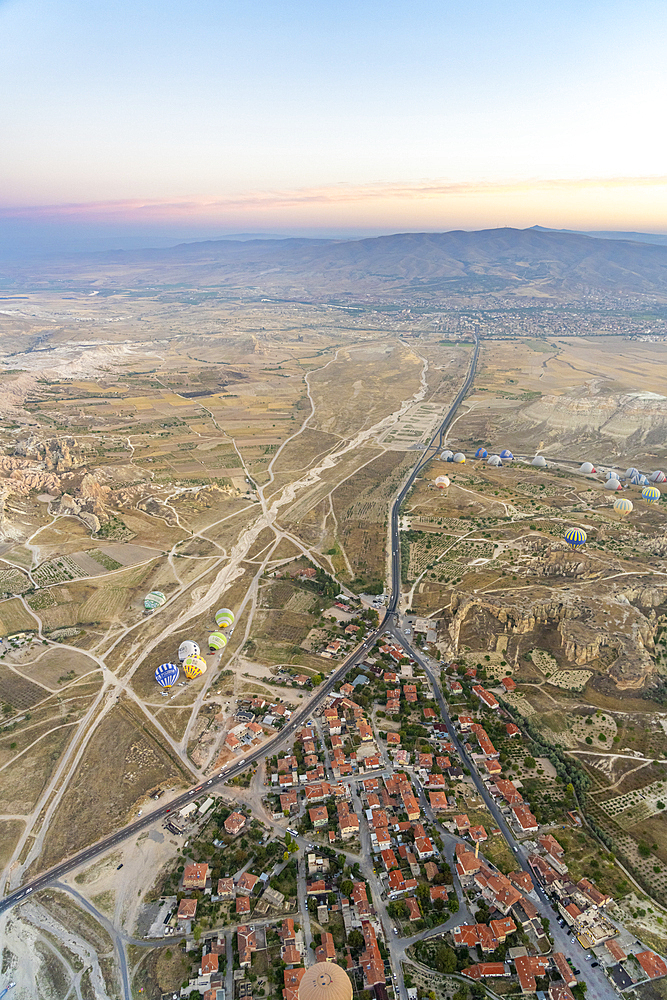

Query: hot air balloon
left=604, top=479, right=622, bottom=491
left=605, top=470, right=619, bottom=481
left=440, top=450, right=454, bottom=462
left=434, top=475, right=450, bottom=489
left=500, top=449, right=513, bottom=460
left=579, top=462, right=596, bottom=474
left=475, top=447, right=488, bottom=459
left=564, top=527, right=587, bottom=549
left=215, top=608, right=235, bottom=629
left=614, top=497, right=633, bottom=515
left=532, top=455, right=547, bottom=468
left=183, top=654, right=207, bottom=679
left=155, top=662, right=179, bottom=688
left=208, top=631, right=228, bottom=651
left=144, top=590, right=166, bottom=611
left=487, top=455, right=503, bottom=467
left=453, top=452, right=466, bottom=464
left=178, top=640, right=200, bottom=661
left=650, top=471, right=667, bottom=483
left=625, top=467, right=639, bottom=480
left=642, top=486, right=661, bottom=504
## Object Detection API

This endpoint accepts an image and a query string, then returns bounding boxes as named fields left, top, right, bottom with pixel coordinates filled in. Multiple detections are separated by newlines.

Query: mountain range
left=6, top=227, right=667, bottom=303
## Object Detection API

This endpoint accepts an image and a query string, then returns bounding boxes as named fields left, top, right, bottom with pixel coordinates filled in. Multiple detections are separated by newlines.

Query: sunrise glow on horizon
left=2, top=0, right=667, bottom=245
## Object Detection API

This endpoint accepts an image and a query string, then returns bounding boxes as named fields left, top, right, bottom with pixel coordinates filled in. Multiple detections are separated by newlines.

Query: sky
left=1, top=0, right=667, bottom=253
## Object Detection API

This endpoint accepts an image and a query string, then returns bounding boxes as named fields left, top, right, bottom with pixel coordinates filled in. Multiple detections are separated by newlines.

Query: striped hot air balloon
left=155, top=662, right=179, bottom=688
left=650, top=470, right=666, bottom=483
left=564, top=527, right=587, bottom=549
left=642, top=486, right=661, bottom=504
left=144, top=590, right=166, bottom=611
left=183, top=654, right=207, bottom=679
left=178, top=640, right=199, bottom=661
left=475, top=447, right=488, bottom=458
left=215, top=608, right=235, bottom=629
left=613, top=497, right=633, bottom=515
left=208, top=631, right=228, bottom=651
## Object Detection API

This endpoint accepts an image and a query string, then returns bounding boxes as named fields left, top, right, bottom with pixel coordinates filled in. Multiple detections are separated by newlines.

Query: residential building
left=280, top=790, right=298, bottom=813
left=183, top=863, right=209, bottom=889
left=337, top=802, right=359, bottom=840
left=309, top=806, right=329, bottom=828
left=216, top=877, right=234, bottom=899
left=511, top=804, right=539, bottom=833
left=315, top=932, right=336, bottom=963
left=237, top=925, right=256, bottom=968
left=177, top=898, right=197, bottom=921
left=514, top=955, right=550, bottom=993
left=472, top=684, right=499, bottom=710
left=224, top=812, right=247, bottom=836
left=237, top=872, right=259, bottom=895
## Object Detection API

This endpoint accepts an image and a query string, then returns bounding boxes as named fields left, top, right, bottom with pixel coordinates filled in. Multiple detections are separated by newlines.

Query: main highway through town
left=0, top=337, right=479, bottom=917
left=0, top=331, right=619, bottom=998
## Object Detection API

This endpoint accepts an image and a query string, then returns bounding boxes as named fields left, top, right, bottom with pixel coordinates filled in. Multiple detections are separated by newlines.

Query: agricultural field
left=0, top=289, right=665, bottom=1000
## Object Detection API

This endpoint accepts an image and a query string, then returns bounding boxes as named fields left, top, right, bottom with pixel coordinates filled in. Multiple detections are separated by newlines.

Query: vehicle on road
left=591, top=962, right=599, bottom=968
left=25, top=888, right=32, bottom=894
left=117, top=864, right=123, bottom=870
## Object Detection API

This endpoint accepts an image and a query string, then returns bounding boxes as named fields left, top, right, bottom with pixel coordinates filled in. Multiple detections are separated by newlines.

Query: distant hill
left=7, top=227, right=667, bottom=303
left=531, top=225, right=667, bottom=247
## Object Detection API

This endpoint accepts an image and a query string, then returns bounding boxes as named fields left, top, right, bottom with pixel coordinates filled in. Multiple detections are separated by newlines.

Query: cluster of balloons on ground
left=153, top=607, right=235, bottom=688
left=435, top=447, right=664, bottom=552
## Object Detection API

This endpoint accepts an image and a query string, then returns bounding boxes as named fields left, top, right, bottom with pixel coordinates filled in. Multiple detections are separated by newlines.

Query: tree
left=434, top=943, right=457, bottom=974
left=340, top=879, right=354, bottom=898
left=348, top=929, right=363, bottom=952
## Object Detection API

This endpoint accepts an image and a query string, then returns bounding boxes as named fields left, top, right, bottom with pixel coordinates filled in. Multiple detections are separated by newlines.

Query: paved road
left=0, top=336, right=482, bottom=917
left=387, top=333, right=479, bottom=618
left=377, top=330, right=618, bottom=999
left=0, top=637, right=373, bottom=915
left=383, top=629, right=618, bottom=998
left=1, top=332, right=488, bottom=998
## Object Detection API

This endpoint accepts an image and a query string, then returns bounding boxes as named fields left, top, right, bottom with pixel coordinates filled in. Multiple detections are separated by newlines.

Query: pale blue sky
left=1, top=0, right=666, bottom=240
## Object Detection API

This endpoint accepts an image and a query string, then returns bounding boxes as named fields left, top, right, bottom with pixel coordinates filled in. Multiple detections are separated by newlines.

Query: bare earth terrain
left=0, top=232, right=666, bottom=998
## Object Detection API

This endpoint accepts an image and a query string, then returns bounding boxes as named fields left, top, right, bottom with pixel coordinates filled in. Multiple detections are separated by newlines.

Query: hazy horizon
left=2, top=0, right=667, bottom=247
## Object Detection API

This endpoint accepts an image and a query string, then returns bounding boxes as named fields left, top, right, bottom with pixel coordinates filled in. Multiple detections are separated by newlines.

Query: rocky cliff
left=449, top=583, right=660, bottom=690
left=14, top=435, right=88, bottom=472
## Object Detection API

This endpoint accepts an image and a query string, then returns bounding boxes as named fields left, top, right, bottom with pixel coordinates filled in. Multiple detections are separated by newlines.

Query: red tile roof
left=637, top=951, right=667, bottom=980
left=462, top=963, right=507, bottom=980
